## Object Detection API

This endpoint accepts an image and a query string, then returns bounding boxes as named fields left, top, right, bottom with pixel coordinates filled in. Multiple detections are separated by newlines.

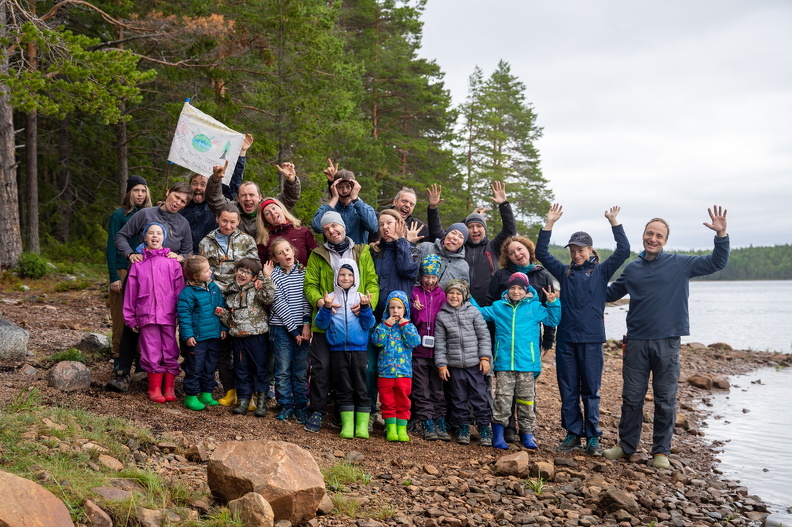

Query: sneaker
left=294, top=408, right=309, bottom=425
left=556, top=433, right=582, bottom=452
left=585, top=437, right=603, bottom=456
left=652, top=454, right=670, bottom=469
left=304, top=412, right=323, bottom=433
left=478, top=425, right=493, bottom=447
left=603, top=444, right=628, bottom=460
left=422, top=419, right=438, bottom=441
left=457, top=424, right=471, bottom=445
left=434, top=417, right=451, bottom=442
left=105, top=374, right=130, bottom=393
left=276, top=407, right=294, bottom=421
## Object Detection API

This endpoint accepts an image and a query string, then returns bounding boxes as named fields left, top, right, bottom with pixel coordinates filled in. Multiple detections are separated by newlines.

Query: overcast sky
left=419, top=0, right=792, bottom=250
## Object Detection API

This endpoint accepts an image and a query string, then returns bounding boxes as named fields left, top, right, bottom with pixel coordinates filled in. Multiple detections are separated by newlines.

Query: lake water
left=604, top=280, right=792, bottom=514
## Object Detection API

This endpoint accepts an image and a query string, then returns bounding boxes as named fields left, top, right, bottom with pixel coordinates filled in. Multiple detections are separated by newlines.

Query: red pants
left=378, top=377, right=412, bottom=420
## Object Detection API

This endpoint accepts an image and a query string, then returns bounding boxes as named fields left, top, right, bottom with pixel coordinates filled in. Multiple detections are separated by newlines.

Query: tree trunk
left=26, top=109, right=39, bottom=253
left=0, top=3, right=24, bottom=268
left=57, top=119, right=73, bottom=243
left=116, top=101, right=128, bottom=201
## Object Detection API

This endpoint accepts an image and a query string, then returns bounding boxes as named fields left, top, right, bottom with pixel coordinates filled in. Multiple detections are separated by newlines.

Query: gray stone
left=19, top=363, right=38, bottom=375
left=765, top=513, right=792, bottom=527
left=0, top=318, right=29, bottom=360
left=76, top=332, right=111, bottom=354
left=47, top=361, right=91, bottom=391
left=598, top=488, right=640, bottom=515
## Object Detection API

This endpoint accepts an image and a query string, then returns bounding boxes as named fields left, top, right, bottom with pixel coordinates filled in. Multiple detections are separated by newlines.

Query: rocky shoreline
left=1, top=288, right=791, bottom=526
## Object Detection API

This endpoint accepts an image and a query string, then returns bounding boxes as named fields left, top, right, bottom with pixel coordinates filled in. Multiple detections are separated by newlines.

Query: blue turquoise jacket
left=178, top=281, right=228, bottom=342
left=314, top=258, right=376, bottom=351
left=478, top=287, right=561, bottom=373
left=371, top=290, right=421, bottom=378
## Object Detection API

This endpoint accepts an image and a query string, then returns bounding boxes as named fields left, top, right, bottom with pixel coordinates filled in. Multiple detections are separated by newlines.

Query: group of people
left=105, top=141, right=730, bottom=462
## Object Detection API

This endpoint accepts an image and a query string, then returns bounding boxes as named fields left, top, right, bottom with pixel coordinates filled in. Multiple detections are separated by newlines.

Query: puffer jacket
left=434, top=301, right=492, bottom=369
left=123, top=248, right=185, bottom=328
left=370, top=237, right=420, bottom=320
left=416, top=239, right=469, bottom=290
left=178, top=281, right=227, bottom=342
left=199, top=228, right=259, bottom=291
left=478, top=287, right=561, bottom=373
left=218, top=278, right=276, bottom=336
left=371, top=290, right=421, bottom=378
left=314, top=258, right=376, bottom=351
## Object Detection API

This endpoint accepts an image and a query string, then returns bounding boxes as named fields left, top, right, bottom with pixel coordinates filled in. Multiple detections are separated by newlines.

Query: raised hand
left=212, top=160, right=229, bottom=180
left=490, top=181, right=507, bottom=205
left=406, top=221, right=424, bottom=244
left=350, top=179, right=362, bottom=201
left=262, top=260, right=275, bottom=278
left=322, top=291, right=341, bottom=314
left=427, top=184, right=443, bottom=208
left=359, top=291, right=373, bottom=306
left=703, top=205, right=728, bottom=237
left=412, top=295, right=424, bottom=311
left=240, top=134, right=254, bottom=155
left=544, top=203, right=563, bottom=228
left=323, top=158, right=338, bottom=182
left=276, top=162, right=296, bottom=181
left=604, top=206, right=621, bottom=226
left=542, top=285, right=557, bottom=303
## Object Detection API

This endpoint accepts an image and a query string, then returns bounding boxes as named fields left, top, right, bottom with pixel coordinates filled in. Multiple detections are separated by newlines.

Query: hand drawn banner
left=167, top=101, right=244, bottom=184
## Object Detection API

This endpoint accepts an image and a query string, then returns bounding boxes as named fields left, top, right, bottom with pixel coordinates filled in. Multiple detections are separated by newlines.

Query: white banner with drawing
left=167, top=101, right=244, bottom=184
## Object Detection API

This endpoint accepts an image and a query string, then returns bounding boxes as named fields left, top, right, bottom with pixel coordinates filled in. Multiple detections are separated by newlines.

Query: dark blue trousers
left=447, top=366, right=491, bottom=426
left=181, top=338, right=220, bottom=395
left=232, top=334, right=268, bottom=399
left=556, top=341, right=604, bottom=438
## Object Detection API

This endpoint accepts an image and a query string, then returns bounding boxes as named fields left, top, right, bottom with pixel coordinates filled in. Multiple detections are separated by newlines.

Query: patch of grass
left=369, top=501, right=396, bottom=521
left=192, top=508, right=244, bottom=527
left=3, top=387, right=42, bottom=412
left=525, top=476, right=545, bottom=495
left=331, top=494, right=363, bottom=518
left=48, top=348, right=88, bottom=363
left=54, top=280, right=93, bottom=292
left=322, top=461, right=372, bottom=491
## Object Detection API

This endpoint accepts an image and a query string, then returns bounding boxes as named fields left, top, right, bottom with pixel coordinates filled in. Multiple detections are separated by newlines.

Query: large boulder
left=0, top=469, right=74, bottom=526
left=47, top=361, right=91, bottom=391
left=208, top=440, right=325, bottom=525
left=0, top=318, right=29, bottom=360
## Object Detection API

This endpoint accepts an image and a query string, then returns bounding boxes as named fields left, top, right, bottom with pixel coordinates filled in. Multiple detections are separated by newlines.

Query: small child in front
left=434, top=279, right=493, bottom=446
left=410, top=254, right=450, bottom=441
left=178, top=255, right=227, bottom=411
left=371, top=290, right=421, bottom=442
left=216, top=257, right=276, bottom=417
left=123, top=222, right=184, bottom=404
left=478, top=272, right=561, bottom=450
left=314, top=258, right=376, bottom=439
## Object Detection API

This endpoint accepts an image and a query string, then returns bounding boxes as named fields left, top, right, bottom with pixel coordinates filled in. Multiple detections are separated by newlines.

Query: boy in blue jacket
left=478, top=272, right=560, bottom=450
left=314, top=258, right=376, bottom=439
left=178, top=255, right=228, bottom=411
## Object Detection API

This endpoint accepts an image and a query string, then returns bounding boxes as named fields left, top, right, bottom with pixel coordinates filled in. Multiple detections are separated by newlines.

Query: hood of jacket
left=382, top=289, right=411, bottom=321
left=333, top=257, right=360, bottom=300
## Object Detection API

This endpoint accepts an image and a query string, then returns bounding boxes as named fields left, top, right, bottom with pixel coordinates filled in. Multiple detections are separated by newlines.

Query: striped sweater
left=269, top=264, right=312, bottom=336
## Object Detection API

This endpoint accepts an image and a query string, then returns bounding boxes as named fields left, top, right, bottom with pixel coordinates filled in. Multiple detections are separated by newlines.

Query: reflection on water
left=702, top=367, right=792, bottom=513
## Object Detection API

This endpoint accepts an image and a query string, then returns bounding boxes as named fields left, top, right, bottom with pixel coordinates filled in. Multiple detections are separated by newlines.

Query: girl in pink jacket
left=123, top=222, right=185, bottom=403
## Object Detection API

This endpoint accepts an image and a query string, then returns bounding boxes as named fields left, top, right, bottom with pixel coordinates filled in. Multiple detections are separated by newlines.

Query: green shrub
left=49, top=348, right=88, bottom=363
left=55, top=280, right=93, bottom=292
left=16, top=252, right=48, bottom=279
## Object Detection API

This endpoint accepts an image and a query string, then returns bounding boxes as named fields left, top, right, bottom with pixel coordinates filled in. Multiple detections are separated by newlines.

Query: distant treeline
left=541, top=244, right=792, bottom=281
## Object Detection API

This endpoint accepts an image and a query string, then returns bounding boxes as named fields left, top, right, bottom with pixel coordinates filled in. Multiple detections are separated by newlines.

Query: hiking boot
left=585, top=437, right=603, bottom=456
left=294, top=408, right=309, bottom=425
left=434, top=417, right=451, bottom=442
left=276, top=407, right=294, bottom=421
left=106, top=374, right=130, bottom=393
left=478, top=425, right=493, bottom=447
left=652, top=454, right=670, bottom=469
left=457, top=424, right=471, bottom=445
left=603, top=444, right=628, bottom=460
left=422, top=419, right=438, bottom=441
left=304, top=412, right=323, bottom=433
left=557, top=433, right=583, bottom=452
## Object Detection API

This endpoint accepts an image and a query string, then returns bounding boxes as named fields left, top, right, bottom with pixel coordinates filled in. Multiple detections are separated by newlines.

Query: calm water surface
left=604, top=280, right=792, bottom=513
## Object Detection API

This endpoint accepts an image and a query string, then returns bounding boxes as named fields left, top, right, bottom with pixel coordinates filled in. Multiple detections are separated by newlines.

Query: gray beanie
left=464, top=212, right=487, bottom=229
left=447, top=222, right=469, bottom=243
left=320, top=210, right=345, bottom=229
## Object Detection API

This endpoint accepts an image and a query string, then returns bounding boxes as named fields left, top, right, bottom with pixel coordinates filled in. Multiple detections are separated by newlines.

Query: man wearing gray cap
left=303, top=210, right=380, bottom=433
left=426, top=181, right=516, bottom=305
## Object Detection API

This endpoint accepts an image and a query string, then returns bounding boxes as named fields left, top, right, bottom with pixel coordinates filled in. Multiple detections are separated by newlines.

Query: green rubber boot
left=355, top=412, right=370, bottom=439
left=396, top=419, right=410, bottom=442
left=198, top=392, right=219, bottom=406
left=184, top=395, right=206, bottom=411
left=385, top=417, right=398, bottom=442
left=340, top=411, right=355, bottom=439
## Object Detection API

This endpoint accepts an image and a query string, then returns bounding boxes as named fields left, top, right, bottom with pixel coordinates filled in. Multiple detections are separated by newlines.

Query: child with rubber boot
left=122, top=223, right=185, bottom=404
left=371, top=291, right=421, bottom=442
left=410, top=255, right=451, bottom=441
left=433, top=279, right=493, bottom=446
left=216, top=258, right=276, bottom=417
left=314, top=258, right=376, bottom=438
left=478, top=272, right=561, bottom=450
left=178, top=255, right=228, bottom=411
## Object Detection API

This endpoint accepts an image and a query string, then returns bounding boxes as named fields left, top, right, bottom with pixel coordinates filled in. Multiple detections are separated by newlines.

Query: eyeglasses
left=235, top=269, right=254, bottom=276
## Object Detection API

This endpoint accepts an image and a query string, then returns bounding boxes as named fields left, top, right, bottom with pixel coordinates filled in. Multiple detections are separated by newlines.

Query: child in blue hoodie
left=314, top=258, right=376, bottom=439
left=371, top=290, right=421, bottom=442
left=478, top=272, right=561, bottom=450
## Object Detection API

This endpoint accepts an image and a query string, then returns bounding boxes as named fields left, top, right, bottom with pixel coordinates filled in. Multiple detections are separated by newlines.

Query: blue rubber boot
left=520, top=433, right=538, bottom=450
left=492, top=423, right=509, bottom=449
